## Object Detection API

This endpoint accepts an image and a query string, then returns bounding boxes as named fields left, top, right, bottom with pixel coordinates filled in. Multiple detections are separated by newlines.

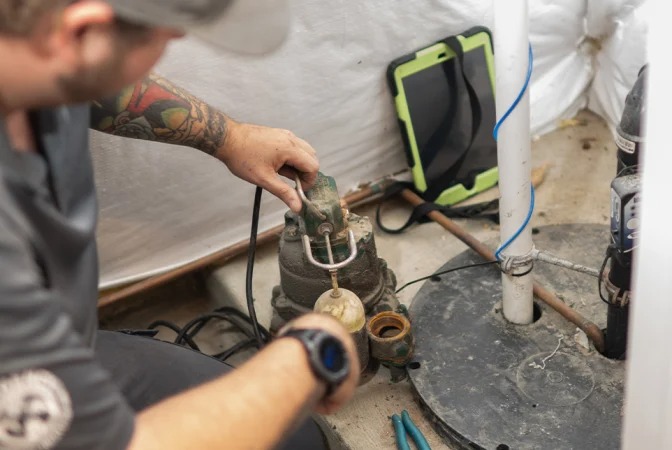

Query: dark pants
left=95, top=330, right=329, bottom=450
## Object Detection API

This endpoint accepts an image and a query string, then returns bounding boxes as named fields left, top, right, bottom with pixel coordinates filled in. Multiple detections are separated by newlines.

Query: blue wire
left=495, top=185, right=535, bottom=261
left=493, top=44, right=534, bottom=141
left=493, top=43, right=535, bottom=262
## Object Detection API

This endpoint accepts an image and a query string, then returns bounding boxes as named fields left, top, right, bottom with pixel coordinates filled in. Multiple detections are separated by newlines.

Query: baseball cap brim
left=108, top=0, right=291, bottom=55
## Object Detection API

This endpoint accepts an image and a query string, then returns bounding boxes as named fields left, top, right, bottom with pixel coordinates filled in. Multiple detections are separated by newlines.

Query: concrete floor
left=99, top=109, right=616, bottom=449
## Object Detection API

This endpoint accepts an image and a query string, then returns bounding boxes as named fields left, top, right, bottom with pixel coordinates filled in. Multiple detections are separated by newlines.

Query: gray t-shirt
left=0, top=106, right=134, bottom=449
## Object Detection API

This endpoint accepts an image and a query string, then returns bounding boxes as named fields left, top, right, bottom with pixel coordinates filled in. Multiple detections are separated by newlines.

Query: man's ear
left=46, top=1, right=116, bottom=69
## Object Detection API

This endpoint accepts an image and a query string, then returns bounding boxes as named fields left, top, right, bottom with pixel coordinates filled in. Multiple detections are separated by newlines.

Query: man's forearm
left=91, top=73, right=228, bottom=155
left=128, top=338, right=326, bottom=450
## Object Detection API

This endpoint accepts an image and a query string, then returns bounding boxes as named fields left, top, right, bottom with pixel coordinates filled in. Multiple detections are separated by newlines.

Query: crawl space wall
left=93, top=0, right=649, bottom=289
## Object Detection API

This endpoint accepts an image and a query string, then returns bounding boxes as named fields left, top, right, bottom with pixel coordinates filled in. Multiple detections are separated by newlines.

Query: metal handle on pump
left=295, top=174, right=327, bottom=221
left=294, top=173, right=358, bottom=271
left=302, top=230, right=358, bottom=271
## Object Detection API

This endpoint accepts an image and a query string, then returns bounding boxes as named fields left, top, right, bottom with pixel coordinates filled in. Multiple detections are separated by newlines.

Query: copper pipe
left=98, top=185, right=385, bottom=308
left=344, top=182, right=387, bottom=206
left=399, top=188, right=606, bottom=354
left=531, top=283, right=605, bottom=354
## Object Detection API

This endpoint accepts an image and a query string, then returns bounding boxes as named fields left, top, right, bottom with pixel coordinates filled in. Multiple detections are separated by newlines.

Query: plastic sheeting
left=94, top=0, right=649, bottom=289
left=587, top=0, right=649, bottom=131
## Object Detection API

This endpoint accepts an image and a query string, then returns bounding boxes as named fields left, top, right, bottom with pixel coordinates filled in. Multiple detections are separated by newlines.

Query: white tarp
left=587, top=0, right=649, bottom=130
left=94, top=0, right=649, bottom=289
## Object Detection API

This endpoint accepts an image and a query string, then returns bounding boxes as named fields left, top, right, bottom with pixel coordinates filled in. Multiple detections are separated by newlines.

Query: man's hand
left=279, top=313, right=360, bottom=415
left=216, top=120, right=320, bottom=213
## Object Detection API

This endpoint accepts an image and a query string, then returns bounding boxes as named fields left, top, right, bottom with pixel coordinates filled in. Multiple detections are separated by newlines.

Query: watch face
left=319, top=337, right=346, bottom=373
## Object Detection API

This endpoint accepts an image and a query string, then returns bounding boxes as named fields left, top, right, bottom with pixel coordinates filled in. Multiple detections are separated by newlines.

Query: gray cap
left=107, top=0, right=291, bottom=54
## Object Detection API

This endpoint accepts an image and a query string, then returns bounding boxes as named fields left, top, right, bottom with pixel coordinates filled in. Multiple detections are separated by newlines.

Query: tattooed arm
left=90, top=72, right=319, bottom=212
left=91, top=73, right=228, bottom=155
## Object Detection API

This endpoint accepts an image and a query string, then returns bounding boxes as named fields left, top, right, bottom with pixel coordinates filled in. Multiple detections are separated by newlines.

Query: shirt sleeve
left=0, top=209, right=135, bottom=450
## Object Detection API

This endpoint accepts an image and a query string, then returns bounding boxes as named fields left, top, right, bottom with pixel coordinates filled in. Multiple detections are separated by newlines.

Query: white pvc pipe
left=494, top=0, right=534, bottom=324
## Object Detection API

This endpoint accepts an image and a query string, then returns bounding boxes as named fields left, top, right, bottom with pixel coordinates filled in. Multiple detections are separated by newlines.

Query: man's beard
left=56, top=52, right=125, bottom=104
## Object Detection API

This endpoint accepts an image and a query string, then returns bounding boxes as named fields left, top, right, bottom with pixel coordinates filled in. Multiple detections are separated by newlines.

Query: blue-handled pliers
left=391, top=410, right=431, bottom=450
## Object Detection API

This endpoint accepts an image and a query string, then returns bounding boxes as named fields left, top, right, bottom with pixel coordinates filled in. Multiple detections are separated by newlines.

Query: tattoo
left=91, top=73, right=228, bottom=156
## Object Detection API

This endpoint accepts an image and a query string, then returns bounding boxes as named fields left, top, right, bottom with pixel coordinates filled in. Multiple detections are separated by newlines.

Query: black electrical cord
left=148, top=313, right=262, bottom=348
left=213, top=338, right=258, bottom=362
left=510, top=263, right=535, bottom=278
left=174, top=313, right=259, bottom=346
left=148, top=320, right=201, bottom=350
left=247, top=187, right=266, bottom=348
left=178, top=307, right=271, bottom=343
left=146, top=188, right=269, bottom=361
left=148, top=310, right=270, bottom=360
left=214, top=306, right=271, bottom=340
left=395, top=260, right=499, bottom=294
left=616, top=164, right=639, bottom=178
left=598, top=247, right=614, bottom=305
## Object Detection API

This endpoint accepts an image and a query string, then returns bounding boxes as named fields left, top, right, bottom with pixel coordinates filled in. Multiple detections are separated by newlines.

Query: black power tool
left=600, top=65, right=647, bottom=360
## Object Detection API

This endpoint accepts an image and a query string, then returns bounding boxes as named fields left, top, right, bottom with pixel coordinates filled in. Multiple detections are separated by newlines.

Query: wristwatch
left=279, top=328, right=350, bottom=396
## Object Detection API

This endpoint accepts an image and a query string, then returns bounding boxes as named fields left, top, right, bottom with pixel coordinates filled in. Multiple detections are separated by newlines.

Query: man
left=0, top=1, right=359, bottom=449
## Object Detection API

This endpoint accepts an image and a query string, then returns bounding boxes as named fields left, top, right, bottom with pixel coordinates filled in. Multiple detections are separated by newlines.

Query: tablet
left=387, top=27, right=498, bottom=205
